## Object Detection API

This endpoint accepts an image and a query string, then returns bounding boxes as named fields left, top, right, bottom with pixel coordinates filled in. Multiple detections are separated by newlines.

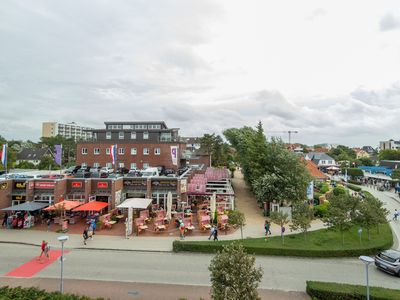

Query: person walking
left=2, top=212, right=8, bottom=227
left=179, top=221, right=185, bottom=240
left=208, top=225, right=216, bottom=240
left=44, top=242, right=50, bottom=260
left=91, top=219, right=97, bottom=235
left=213, top=226, right=218, bottom=241
left=83, top=227, right=89, bottom=245
left=393, top=209, right=399, bottom=221
left=46, top=218, right=51, bottom=232
left=88, top=223, right=94, bottom=240
left=38, top=240, right=46, bottom=260
left=264, top=220, right=270, bottom=241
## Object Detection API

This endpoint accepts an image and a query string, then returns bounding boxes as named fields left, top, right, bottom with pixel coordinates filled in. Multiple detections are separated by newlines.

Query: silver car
left=375, top=249, right=400, bottom=276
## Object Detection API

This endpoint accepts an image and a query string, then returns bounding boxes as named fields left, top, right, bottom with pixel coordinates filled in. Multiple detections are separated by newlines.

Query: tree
left=324, top=194, right=356, bottom=245
left=39, top=135, right=76, bottom=166
left=14, top=161, right=37, bottom=169
left=209, top=243, right=263, bottom=300
left=358, top=157, right=373, bottom=167
left=37, top=156, right=60, bottom=170
left=199, top=134, right=231, bottom=167
left=392, top=169, right=400, bottom=180
left=227, top=210, right=246, bottom=239
left=290, top=202, right=314, bottom=240
left=270, top=211, right=290, bottom=244
left=378, top=149, right=400, bottom=161
left=328, top=145, right=356, bottom=161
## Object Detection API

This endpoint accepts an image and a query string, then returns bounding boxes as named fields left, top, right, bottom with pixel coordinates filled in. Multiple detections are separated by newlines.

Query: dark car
left=375, top=249, right=400, bottom=276
left=65, top=166, right=81, bottom=175
left=74, top=168, right=91, bottom=178
left=116, top=167, right=129, bottom=175
left=163, top=169, right=176, bottom=176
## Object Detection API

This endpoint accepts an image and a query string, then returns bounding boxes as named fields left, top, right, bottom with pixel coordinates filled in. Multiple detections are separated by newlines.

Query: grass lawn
left=173, top=223, right=393, bottom=257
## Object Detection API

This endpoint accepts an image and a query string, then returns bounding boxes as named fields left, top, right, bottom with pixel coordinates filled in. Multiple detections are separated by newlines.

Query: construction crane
left=265, top=130, right=299, bottom=145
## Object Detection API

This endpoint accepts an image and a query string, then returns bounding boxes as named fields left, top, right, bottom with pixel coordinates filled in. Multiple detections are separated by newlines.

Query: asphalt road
left=0, top=243, right=399, bottom=293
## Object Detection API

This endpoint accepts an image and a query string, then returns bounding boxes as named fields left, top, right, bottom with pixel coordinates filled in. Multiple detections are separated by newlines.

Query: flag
left=110, top=144, right=117, bottom=165
left=170, top=146, right=178, bottom=166
left=54, top=144, right=62, bottom=166
left=1, top=144, right=7, bottom=167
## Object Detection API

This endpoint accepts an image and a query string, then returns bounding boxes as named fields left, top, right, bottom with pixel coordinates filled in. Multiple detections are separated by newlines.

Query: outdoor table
left=156, top=225, right=166, bottom=231
left=115, top=215, right=125, bottom=220
left=204, top=224, right=211, bottom=230
left=108, top=220, right=117, bottom=225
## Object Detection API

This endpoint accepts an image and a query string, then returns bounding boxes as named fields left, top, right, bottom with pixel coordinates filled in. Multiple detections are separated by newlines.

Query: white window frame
left=154, top=148, right=161, bottom=155
left=131, top=132, right=136, bottom=139
left=82, top=148, right=88, bottom=155
left=106, top=148, right=110, bottom=155
left=130, top=163, right=137, bottom=170
left=94, top=162, right=100, bottom=168
left=143, top=163, right=149, bottom=169
left=143, top=148, right=149, bottom=155
left=106, top=132, right=112, bottom=139
left=143, top=131, right=149, bottom=140
left=119, top=131, right=124, bottom=139
left=106, top=163, right=112, bottom=168
left=94, top=148, right=100, bottom=155
left=118, top=148, right=125, bottom=155
left=130, top=148, right=137, bottom=155
left=82, top=163, right=87, bottom=168
left=118, top=162, right=124, bottom=168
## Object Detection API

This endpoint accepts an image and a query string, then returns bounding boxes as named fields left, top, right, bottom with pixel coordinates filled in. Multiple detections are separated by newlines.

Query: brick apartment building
left=76, top=121, right=187, bottom=170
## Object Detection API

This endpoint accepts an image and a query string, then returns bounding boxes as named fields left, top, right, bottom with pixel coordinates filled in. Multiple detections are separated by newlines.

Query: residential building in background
left=181, top=137, right=201, bottom=152
left=16, top=148, right=52, bottom=166
left=76, top=121, right=186, bottom=170
left=379, top=139, right=400, bottom=151
left=42, top=122, right=93, bottom=141
left=304, top=152, right=336, bottom=170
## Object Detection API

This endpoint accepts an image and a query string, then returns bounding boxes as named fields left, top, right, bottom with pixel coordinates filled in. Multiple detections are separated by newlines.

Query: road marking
left=5, top=250, right=70, bottom=278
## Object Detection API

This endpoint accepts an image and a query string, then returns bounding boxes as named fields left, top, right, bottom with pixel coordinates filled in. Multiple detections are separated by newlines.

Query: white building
left=379, top=139, right=400, bottom=151
left=42, top=122, right=93, bottom=141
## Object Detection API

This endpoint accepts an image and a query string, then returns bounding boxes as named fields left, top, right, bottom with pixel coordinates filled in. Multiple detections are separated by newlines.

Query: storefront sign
left=34, top=181, right=56, bottom=189
left=71, top=181, right=83, bottom=188
left=12, top=195, right=26, bottom=201
left=13, top=181, right=27, bottom=190
left=97, top=182, right=109, bottom=189
left=151, top=180, right=177, bottom=188
left=180, top=179, right=187, bottom=193
left=123, top=179, right=147, bottom=189
left=0, top=182, right=8, bottom=190
left=170, top=146, right=178, bottom=166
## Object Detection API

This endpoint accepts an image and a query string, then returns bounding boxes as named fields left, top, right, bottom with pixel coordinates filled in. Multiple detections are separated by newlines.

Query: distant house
left=379, top=160, right=400, bottom=170
left=181, top=137, right=201, bottom=152
left=353, top=148, right=370, bottom=159
left=362, top=146, right=376, bottom=155
left=16, top=148, right=52, bottom=166
left=304, top=152, right=336, bottom=170
left=305, top=160, right=328, bottom=181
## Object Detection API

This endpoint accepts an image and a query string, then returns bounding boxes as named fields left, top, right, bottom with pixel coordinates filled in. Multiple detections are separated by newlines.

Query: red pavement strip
left=5, top=250, right=70, bottom=278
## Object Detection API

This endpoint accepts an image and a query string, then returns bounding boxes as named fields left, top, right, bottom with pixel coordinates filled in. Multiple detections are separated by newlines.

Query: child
left=44, top=242, right=50, bottom=259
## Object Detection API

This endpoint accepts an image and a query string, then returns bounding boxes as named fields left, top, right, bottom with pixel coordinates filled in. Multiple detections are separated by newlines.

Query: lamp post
left=57, top=235, right=69, bottom=294
left=359, top=255, right=375, bottom=300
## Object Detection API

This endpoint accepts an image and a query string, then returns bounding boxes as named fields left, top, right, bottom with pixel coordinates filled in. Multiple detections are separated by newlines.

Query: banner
left=54, top=144, right=62, bottom=166
left=1, top=144, right=7, bottom=167
left=170, top=146, right=178, bottom=166
left=307, top=181, right=314, bottom=200
left=126, top=207, right=133, bottom=238
left=110, top=144, right=117, bottom=165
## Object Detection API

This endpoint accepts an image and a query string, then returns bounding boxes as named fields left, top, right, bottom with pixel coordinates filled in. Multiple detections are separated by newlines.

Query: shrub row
left=347, top=184, right=362, bottom=192
left=172, top=239, right=392, bottom=258
left=348, top=179, right=362, bottom=185
left=0, top=286, right=105, bottom=300
left=306, top=281, right=400, bottom=300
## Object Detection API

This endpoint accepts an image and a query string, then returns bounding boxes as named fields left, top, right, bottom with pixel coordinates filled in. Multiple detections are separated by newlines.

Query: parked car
left=65, top=166, right=81, bottom=175
left=116, top=167, right=129, bottom=175
left=126, top=169, right=142, bottom=177
left=100, top=167, right=114, bottom=174
left=375, top=249, right=400, bottom=276
left=74, top=168, right=91, bottom=178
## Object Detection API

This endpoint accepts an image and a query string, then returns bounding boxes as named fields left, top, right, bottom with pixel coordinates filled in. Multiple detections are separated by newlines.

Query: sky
left=1, top=0, right=400, bottom=147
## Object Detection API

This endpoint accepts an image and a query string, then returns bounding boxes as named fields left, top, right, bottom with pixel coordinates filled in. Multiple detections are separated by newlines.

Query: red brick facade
left=77, top=142, right=186, bottom=170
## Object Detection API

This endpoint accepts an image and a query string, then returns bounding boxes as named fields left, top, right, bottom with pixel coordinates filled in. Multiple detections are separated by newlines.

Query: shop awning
left=117, top=198, right=152, bottom=209
left=1, top=202, right=48, bottom=211
left=44, top=200, right=82, bottom=211
left=72, top=201, right=108, bottom=212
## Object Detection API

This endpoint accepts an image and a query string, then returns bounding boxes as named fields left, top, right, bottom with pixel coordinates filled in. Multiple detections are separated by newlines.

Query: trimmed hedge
left=314, top=202, right=329, bottom=218
left=347, top=184, right=362, bottom=192
left=0, top=286, right=105, bottom=300
left=348, top=179, right=362, bottom=185
left=306, top=281, right=400, bottom=300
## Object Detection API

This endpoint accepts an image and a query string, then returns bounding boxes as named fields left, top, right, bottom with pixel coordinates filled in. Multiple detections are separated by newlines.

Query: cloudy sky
left=1, top=0, right=400, bottom=147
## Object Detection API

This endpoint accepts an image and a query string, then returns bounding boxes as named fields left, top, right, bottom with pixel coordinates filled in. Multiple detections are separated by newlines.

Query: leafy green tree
left=392, top=169, right=400, bottom=180
left=328, top=145, right=356, bottom=161
left=358, top=157, right=373, bottom=167
left=324, top=194, right=356, bottom=245
left=378, top=149, right=400, bottom=161
left=290, top=202, right=314, bottom=240
left=199, top=134, right=231, bottom=167
left=39, top=135, right=76, bottom=166
left=270, top=211, right=290, bottom=244
left=227, top=210, right=246, bottom=239
left=38, top=155, right=60, bottom=170
left=209, top=243, right=263, bottom=300
left=14, top=161, right=37, bottom=169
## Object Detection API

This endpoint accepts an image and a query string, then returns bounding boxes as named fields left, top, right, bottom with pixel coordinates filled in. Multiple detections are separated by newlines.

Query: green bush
left=0, top=286, right=105, bottom=300
left=306, top=281, right=400, bottom=300
left=314, top=202, right=329, bottom=218
left=313, top=192, right=322, bottom=202
left=347, top=184, right=362, bottom=192
left=348, top=179, right=362, bottom=185
left=319, top=183, right=330, bottom=194
left=343, top=168, right=364, bottom=177
left=333, top=186, right=346, bottom=196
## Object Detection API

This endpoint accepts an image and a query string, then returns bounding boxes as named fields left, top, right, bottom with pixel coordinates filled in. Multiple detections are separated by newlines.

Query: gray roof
left=17, top=148, right=51, bottom=161
left=1, top=202, right=48, bottom=211
left=307, top=152, right=334, bottom=163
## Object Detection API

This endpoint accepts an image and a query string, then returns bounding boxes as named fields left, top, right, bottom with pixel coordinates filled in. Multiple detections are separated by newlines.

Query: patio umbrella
left=166, top=192, right=172, bottom=221
left=210, top=192, right=216, bottom=223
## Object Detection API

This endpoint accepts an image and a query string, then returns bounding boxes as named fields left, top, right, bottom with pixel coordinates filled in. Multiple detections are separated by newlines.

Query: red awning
left=44, top=200, right=82, bottom=211
left=72, top=201, right=108, bottom=212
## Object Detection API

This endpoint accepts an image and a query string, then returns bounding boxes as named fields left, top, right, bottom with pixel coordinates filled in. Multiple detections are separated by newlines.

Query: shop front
left=123, top=178, right=148, bottom=199
left=66, top=179, right=86, bottom=201
left=11, top=180, right=28, bottom=206
left=151, top=178, right=178, bottom=208
left=90, top=180, right=112, bottom=207
left=30, top=180, right=56, bottom=205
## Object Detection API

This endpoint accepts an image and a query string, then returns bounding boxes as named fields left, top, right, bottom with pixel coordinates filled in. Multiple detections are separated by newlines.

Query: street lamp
left=359, top=255, right=375, bottom=300
left=57, top=235, right=69, bottom=294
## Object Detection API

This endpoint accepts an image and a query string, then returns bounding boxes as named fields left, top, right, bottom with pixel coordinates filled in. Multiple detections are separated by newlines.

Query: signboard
left=71, top=181, right=83, bottom=188
left=115, top=190, right=122, bottom=206
left=97, top=182, right=109, bottom=189
left=12, top=195, right=26, bottom=201
left=34, top=181, right=56, bottom=189
left=13, top=181, right=27, bottom=190
left=170, top=146, right=178, bottom=166
left=307, top=181, right=314, bottom=200
left=151, top=179, right=177, bottom=188
left=180, top=179, right=187, bottom=193
left=0, top=182, right=8, bottom=190
left=126, top=207, right=133, bottom=238
left=123, top=179, right=147, bottom=190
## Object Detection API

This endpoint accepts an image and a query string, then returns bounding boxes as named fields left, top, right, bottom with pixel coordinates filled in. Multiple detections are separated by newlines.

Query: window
left=154, top=148, right=161, bottom=155
left=118, top=148, right=125, bottom=155
left=119, top=131, right=124, bottom=139
left=143, top=163, right=149, bottom=169
left=130, top=163, right=137, bottom=170
left=130, top=132, right=136, bottom=139
left=106, top=132, right=112, bottom=139
left=130, top=148, right=137, bottom=155
left=82, top=148, right=88, bottom=155
left=143, top=132, right=149, bottom=139
left=143, top=148, right=149, bottom=155
left=94, top=162, right=100, bottom=168
left=106, top=163, right=112, bottom=168
left=106, top=148, right=110, bottom=155
left=160, top=132, right=171, bottom=141
left=82, top=163, right=87, bottom=168
left=93, top=132, right=97, bottom=140
left=118, top=162, right=124, bottom=168
left=94, top=148, right=100, bottom=155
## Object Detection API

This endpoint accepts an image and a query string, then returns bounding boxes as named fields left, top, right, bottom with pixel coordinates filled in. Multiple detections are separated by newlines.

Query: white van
left=141, top=167, right=159, bottom=178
